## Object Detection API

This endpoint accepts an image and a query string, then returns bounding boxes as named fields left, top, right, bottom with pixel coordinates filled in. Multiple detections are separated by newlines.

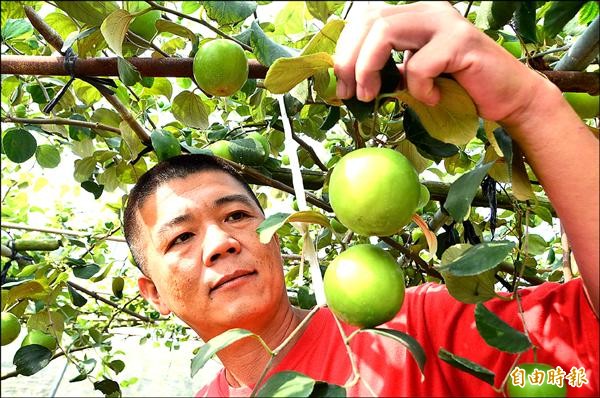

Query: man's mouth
left=210, top=270, right=257, bottom=293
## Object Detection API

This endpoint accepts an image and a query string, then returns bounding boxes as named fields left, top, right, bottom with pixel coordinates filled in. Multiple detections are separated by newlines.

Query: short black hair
left=123, top=154, right=262, bottom=275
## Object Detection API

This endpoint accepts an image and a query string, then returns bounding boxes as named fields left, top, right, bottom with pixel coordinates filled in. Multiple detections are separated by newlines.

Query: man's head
left=123, top=154, right=290, bottom=339
left=123, top=154, right=262, bottom=275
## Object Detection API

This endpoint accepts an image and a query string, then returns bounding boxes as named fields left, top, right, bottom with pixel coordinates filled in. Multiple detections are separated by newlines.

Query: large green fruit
left=324, top=244, right=405, bottom=328
left=21, top=329, right=57, bottom=351
left=193, top=39, right=249, bottom=97
left=563, top=92, right=599, bottom=119
left=329, top=147, right=421, bottom=236
left=506, top=363, right=567, bottom=397
left=1, top=312, right=21, bottom=346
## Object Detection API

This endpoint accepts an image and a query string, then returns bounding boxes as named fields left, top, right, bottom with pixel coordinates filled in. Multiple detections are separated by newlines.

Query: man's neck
left=215, top=304, right=309, bottom=389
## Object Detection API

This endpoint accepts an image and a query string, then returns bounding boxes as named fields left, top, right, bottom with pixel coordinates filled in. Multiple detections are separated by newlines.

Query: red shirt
left=196, top=279, right=598, bottom=396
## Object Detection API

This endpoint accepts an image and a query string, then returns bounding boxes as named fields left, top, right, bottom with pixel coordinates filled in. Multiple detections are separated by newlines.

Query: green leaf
left=74, top=156, right=97, bottom=183
left=55, top=1, right=118, bottom=26
left=514, top=2, right=538, bottom=44
left=70, top=358, right=96, bottom=382
left=359, top=328, right=426, bottom=376
left=13, top=345, right=53, bottom=376
left=438, top=348, right=495, bottom=385
left=27, top=310, right=64, bottom=335
left=2, top=128, right=37, bottom=163
left=171, top=91, right=209, bottom=129
left=320, top=106, right=341, bottom=131
left=250, top=20, right=294, bottom=67
left=404, top=107, right=459, bottom=161
left=203, top=1, right=257, bottom=25
left=228, top=138, right=267, bottom=166
left=493, top=127, right=512, bottom=180
left=543, top=1, right=587, bottom=39
left=119, top=120, right=145, bottom=161
left=151, top=129, right=181, bottom=161
left=117, top=57, right=141, bottom=86
left=100, top=9, right=134, bottom=56
left=6, top=280, right=48, bottom=305
left=81, top=180, right=104, bottom=199
left=310, top=382, right=346, bottom=397
left=35, top=144, right=61, bottom=168
left=395, top=78, right=479, bottom=146
left=475, top=303, right=531, bottom=353
left=440, top=244, right=499, bottom=304
left=436, top=241, right=516, bottom=276
left=73, top=263, right=101, bottom=279
left=108, top=359, right=126, bottom=374
left=1, top=19, right=33, bottom=41
left=301, top=19, right=345, bottom=56
left=257, top=371, right=315, bottom=397
left=94, top=379, right=121, bottom=397
left=44, top=12, right=79, bottom=41
left=265, top=52, right=333, bottom=94
left=68, top=284, right=88, bottom=307
left=531, top=205, right=553, bottom=225
left=444, top=161, right=494, bottom=221
left=142, top=77, right=173, bottom=100
left=475, top=1, right=518, bottom=31
left=73, top=80, right=102, bottom=106
left=578, top=1, right=599, bottom=25
left=155, top=19, right=198, bottom=48
left=191, top=329, right=259, bottom=377
left=257, top=211, right=332, bottom=244
left=306, top=1, right=331, bottom=24
left=524, top=234, right=547, bottom=256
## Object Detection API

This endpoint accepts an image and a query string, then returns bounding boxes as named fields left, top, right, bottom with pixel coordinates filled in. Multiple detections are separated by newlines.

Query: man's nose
left=202, top=224, right=241, bottom=266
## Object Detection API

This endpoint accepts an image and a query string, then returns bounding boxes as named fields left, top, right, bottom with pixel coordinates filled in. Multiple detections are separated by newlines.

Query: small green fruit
left=1, top=312, right=21, bottom=346
left=21, top=329, right=57, bottom=351
left=506, top=363, right=567, bottom=397
left=208, top=140, right=233, bottom=160
left=563, top=92, right=599, bottom=119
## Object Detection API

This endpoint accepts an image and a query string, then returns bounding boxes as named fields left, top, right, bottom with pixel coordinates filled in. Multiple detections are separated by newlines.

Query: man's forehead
left=151, top=170, right=249, bottom=202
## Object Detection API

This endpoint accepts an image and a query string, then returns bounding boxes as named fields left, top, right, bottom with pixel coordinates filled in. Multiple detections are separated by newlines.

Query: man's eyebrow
left=156, top=213, right=192, bottom=241
left=214, top=194, right=257, bottom=209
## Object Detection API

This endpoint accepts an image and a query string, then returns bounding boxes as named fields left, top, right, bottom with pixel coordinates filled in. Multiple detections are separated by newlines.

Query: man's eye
left=171, top=232, right=194, bottom=246
left=226, top=211, right=248, bottom=222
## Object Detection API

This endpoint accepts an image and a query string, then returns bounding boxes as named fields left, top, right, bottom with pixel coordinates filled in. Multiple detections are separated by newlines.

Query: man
left=123, top=2, right=599, bottom=396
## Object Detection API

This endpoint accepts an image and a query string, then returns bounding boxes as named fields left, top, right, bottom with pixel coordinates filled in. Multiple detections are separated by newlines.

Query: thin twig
left=290, top=126, right=328, bottom=171
left=67, top=281, right=154, bottom=323
left=250, top=305, right=324, bottom=396
left=144, top=1, right=252, bottom=51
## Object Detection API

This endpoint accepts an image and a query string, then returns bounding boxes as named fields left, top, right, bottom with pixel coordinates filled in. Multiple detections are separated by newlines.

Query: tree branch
left=1, top=55, right=596, bottom=94
left=66, top=281, right=154, bottom=323
left=1, top=222, right=126, bottom=243
left=23, top=6, right=151, bottom=144
left=1, top=116, right=121, bottom=134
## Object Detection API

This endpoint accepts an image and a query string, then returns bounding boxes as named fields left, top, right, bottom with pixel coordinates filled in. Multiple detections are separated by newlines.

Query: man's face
left=136, top=170, right=289, bottom=340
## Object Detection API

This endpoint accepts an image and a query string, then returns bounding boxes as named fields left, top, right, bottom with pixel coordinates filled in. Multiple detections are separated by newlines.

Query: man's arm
left=334, top=1, right=599, bottom=316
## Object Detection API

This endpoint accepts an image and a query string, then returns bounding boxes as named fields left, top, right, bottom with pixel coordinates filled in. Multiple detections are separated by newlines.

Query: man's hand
left=334, top=1, right=544, bottom=125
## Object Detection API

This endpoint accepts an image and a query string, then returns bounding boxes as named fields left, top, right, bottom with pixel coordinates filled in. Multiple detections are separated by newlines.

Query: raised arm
left=334, top=1, right=599, bottom=316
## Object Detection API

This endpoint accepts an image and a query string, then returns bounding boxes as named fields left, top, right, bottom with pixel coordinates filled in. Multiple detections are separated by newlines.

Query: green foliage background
left=1, top=1, right=598, bottom=396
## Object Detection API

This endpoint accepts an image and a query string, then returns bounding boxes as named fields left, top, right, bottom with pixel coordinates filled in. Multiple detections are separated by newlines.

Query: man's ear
left=138, top=276, right=171, bottom=315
